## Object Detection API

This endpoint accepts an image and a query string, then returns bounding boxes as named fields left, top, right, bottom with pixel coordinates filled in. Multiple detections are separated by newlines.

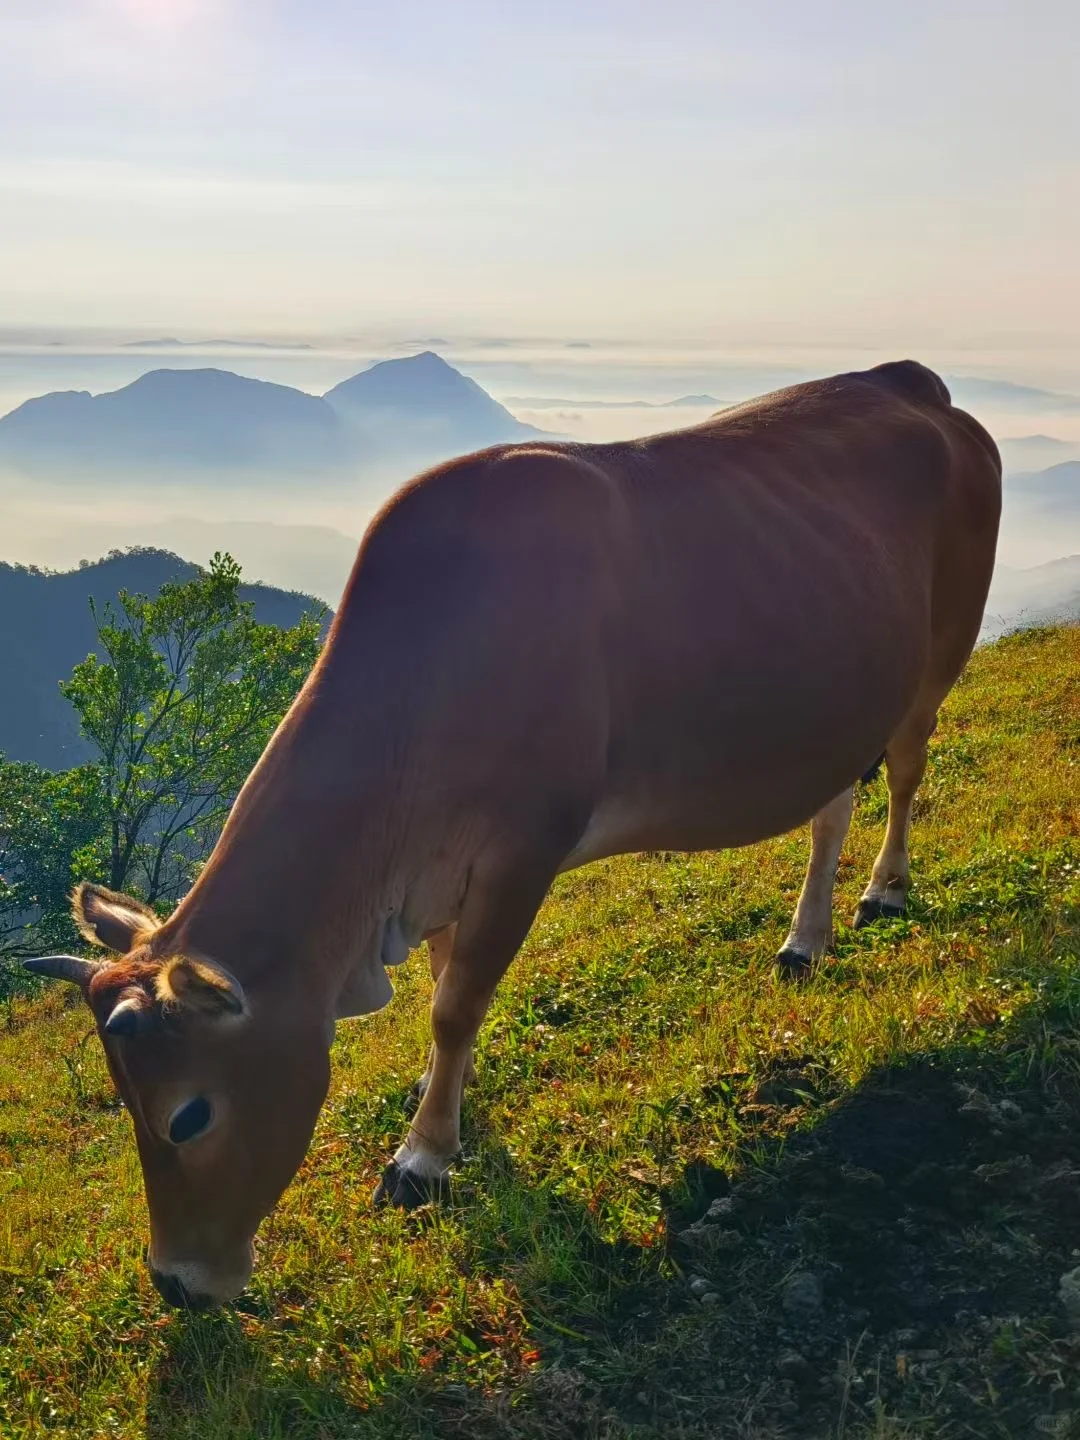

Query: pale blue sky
left=2, top=0, right=1078, bottom=347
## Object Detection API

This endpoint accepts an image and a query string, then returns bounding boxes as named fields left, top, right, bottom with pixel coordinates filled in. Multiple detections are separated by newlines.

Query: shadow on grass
left=144, top=965, right=1080, bottom=1440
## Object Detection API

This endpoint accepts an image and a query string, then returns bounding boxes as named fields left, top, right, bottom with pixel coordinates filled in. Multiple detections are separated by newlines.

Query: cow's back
left=563, top=363, right=999, bottom=853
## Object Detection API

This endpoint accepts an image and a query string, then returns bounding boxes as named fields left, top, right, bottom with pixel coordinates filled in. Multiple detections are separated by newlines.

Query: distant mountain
left=662, top=394, right=721, bottom=408
left=1006, top=461, right=1080, bottom=513
left=49, top=518, right=361, bottom=607
left=323, top=351, right=542, bottom=462
left=0, top=353, right=545, bottom=480
left=998, top=434, right=1080, bottom=473
left=982, top=554, right=1080, bottom=640
left=0, top=368, right=345, bottom=475
left=0, top=549, right=327, bottom=769
left=947, top=377, right=1080, bottom=415
left=122, top=338, right=315, bottom=351
left=997, top=461, right=1080, bottom=567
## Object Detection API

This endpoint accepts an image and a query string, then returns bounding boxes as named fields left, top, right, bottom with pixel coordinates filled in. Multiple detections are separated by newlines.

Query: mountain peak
left=120, top=366, right=303, bottom=398
left=323, top=352, right=541, bottom=451
left=0, top=366, right=341, bottom=471
left=400, top=350, right=452, bottom=367
left=325, top=351, right=481, bottom=402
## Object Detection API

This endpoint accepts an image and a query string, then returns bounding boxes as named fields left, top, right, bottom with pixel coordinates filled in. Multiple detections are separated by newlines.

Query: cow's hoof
left=774, top=947, right=813, bottom=979
left=853, top=898, right=905, bottom=929
left=373, top=1158, right=449, bottom=1210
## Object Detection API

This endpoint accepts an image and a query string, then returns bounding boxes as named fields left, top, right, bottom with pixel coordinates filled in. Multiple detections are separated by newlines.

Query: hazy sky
left=2, top=0, right=1078, bottom=347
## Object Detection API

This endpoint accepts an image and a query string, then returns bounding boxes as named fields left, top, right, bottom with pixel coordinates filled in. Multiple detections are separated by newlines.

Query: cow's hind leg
left=854, top=709, right=935, bottom=928
left=775, top=785, right=855, bottom=976
left=406, top=924, right=476, bottom=1113
left=375, top=855, right=554, bottom=1208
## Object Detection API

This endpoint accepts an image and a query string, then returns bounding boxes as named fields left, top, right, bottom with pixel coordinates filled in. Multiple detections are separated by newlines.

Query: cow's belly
left=560, top=632, right=922, bottom=871
left=561, top=762, right=847, bottom=871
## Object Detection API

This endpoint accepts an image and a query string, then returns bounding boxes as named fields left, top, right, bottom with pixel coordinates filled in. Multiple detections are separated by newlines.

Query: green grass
left=2, top=624, right=1079, bottom=1439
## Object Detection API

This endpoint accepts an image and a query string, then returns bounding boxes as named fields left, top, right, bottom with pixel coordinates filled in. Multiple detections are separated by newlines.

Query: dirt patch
left=669, top=1057, right=1080, bottom=1436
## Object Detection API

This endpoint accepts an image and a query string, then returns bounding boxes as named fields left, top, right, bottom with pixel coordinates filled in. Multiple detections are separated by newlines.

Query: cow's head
left=26, top=883, right=331, bottom=1309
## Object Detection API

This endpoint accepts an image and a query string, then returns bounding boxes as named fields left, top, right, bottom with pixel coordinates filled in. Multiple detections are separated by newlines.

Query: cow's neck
left=155, top=670, right=412, bottom=1012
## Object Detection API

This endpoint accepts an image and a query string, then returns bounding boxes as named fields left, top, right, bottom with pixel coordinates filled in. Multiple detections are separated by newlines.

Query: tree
left=59, top=552, right=325, bottom=905
left=0, top=759, right=106, bottom=963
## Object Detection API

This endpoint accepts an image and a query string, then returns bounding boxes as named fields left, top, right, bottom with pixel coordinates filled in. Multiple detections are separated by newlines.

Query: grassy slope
left=1, top=625, right=1078, bottom=1440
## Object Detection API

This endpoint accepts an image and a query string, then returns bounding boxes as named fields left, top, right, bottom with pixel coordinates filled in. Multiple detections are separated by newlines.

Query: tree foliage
left=0, top=553, right=324, bottom=972
left=0, top=761, right=106, bottom=961
left=61, top=552, right=325, bottom=902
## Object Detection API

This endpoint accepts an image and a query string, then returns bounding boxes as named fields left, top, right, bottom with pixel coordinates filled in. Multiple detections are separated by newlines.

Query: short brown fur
left=33, top=361, right=1001, bottom=1305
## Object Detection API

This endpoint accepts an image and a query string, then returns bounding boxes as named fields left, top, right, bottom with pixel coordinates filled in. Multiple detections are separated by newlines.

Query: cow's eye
left=168, top=1097, right=213, bottom=1144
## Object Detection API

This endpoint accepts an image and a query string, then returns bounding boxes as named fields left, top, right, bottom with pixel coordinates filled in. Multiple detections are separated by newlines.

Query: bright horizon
left=2, top=1, right=1078, bottom=358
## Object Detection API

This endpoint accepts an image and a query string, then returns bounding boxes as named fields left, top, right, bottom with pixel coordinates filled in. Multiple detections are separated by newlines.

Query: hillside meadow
left=1, top=624, right=1078, bottom=1439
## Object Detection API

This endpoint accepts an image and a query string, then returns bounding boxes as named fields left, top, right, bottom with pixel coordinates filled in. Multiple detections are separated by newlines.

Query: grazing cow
left=27, top=361, right=1001, bottom=1308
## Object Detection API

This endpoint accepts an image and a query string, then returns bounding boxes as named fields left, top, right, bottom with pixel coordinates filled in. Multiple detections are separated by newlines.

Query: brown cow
left=27, top=360, right=1001, bottom=1308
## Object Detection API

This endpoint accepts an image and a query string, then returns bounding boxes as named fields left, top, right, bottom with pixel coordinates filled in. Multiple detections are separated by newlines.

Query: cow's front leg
left=376, top=992, right=476, bottom=1206
left=375, top=855, right=553, bottom=1208
left=775, top=785, right=854, bottom=976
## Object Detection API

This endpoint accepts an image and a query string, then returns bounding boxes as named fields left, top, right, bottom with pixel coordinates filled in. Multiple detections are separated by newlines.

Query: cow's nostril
left=149, top=1268, right=215, bottom=1311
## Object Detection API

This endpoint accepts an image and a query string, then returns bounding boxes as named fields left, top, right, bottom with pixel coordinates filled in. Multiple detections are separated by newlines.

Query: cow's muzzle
left=149, top=1267, right=218, bottom=1311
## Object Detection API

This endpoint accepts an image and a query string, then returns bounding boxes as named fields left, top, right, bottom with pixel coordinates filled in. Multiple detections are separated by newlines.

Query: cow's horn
left=103, top=994, right=153, bottom=1037
left=23, top=955, right=102, bottom=987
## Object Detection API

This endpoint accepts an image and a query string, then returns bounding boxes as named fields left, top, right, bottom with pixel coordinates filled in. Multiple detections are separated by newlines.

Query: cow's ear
left=157, top=956, right=246, bottom=1020
left=72, top=884, right=160, bottom=954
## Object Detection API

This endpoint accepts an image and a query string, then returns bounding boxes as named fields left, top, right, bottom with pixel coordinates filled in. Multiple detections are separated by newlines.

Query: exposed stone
left=676, top=1219, right=743, bottom=1257
left=782, top=1270, right=824, bottom=1320
left=777, top=1349, right=812, bottom=1383
left=1059, top=1266, right=1080, bottom=1325
left=705, top=1195, right=739, bottom=1224
left=974, top=1155, right=1034, bottom=1190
